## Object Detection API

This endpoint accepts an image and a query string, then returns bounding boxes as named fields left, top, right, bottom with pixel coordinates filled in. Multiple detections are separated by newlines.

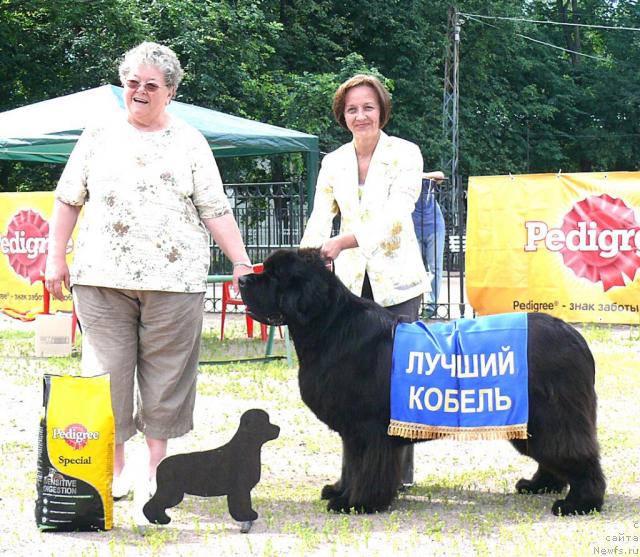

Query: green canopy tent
left=0, top=84, right=319, bottom=200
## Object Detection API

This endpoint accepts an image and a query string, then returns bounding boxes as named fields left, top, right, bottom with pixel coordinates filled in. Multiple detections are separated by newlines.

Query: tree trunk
left=557, top=0, right=580, bottom=66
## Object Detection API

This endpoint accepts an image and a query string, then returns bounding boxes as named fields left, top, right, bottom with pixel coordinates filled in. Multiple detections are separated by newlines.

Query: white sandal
left=132, top=476, right=156, bottom=527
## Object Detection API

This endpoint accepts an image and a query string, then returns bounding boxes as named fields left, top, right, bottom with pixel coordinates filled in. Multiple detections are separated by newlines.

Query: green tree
left=0, top=0, right=150, bottom=191
left=1, top=0, right=639, bottom=193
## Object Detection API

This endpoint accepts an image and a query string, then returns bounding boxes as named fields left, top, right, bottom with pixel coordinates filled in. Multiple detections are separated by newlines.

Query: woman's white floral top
left=55, top=116, right=231, bottom=293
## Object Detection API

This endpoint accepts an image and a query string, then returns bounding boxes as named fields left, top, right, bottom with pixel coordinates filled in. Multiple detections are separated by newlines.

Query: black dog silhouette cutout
left=143, top=409, right=280, bottom=526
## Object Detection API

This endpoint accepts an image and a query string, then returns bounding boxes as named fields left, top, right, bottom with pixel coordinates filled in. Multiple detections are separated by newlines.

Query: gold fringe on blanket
left=387, top=420, right=529, bottom=441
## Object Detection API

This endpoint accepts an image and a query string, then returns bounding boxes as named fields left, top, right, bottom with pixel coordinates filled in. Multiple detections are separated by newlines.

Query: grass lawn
left=0, top=315, right=638, bottom=556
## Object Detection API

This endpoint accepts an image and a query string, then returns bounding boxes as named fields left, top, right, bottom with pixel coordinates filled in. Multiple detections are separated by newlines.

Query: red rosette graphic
left=5, top=209, right=49, bottom=284
left=63, top=424, right=90, bottom=450
left=560, top=194, right=640, bottom=291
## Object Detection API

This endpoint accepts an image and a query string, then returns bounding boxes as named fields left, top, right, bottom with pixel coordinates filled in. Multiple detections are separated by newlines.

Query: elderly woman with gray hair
left=45, top=42, right=252, bottom=509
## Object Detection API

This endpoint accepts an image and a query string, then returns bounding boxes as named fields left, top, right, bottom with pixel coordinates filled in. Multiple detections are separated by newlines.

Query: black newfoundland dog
left=239, top=248, right=606, bottom=516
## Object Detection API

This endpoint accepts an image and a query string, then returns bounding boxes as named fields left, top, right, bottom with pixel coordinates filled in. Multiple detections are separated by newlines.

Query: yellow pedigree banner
left=466, top=172, right=640, bottom=324
left=0, top=192, right=78, bottom=313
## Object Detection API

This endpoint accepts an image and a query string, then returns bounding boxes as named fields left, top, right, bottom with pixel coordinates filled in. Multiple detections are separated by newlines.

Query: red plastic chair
left=220, top=263, right=265, bottom=341
left=220, top=281, right=267, bottom=341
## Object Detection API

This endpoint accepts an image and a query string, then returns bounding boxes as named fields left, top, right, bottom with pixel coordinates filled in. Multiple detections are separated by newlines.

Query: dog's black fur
left=239, top=248, right=606, bottom=516
left=143, top=409, right=280, bottom=524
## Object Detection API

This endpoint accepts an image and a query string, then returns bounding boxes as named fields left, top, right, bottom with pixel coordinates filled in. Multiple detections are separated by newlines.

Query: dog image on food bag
left=238, top=248, right=606, bottom=516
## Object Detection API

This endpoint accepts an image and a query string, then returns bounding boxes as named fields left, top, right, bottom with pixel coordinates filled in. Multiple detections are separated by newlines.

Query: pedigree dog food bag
left=35, top=374, right=114, bottom=531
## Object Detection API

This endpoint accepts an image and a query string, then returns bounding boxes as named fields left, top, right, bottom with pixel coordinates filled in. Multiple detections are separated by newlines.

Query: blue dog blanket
left=388, top=313, right=529, bottom=441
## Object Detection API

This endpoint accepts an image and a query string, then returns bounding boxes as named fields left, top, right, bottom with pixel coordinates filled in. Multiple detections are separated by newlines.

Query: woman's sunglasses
left=125, top=79, right=164, bottom=93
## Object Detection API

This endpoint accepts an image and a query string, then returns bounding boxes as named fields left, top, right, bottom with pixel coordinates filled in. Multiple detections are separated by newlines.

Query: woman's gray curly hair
left=118, top=41, right=184, bottom=93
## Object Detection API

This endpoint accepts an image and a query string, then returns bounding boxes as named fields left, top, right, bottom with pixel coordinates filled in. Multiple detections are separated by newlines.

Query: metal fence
left=208, top=180, right=467, bottom=320
left=209, top=182, right=306, bottom=274
left=205, top=182, right=305, bottom=312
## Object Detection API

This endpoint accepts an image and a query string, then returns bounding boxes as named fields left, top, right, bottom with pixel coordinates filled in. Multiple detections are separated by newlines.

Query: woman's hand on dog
left=232, top=265, right=253, bottom=294
left=320, top=233, right=358, bottom=261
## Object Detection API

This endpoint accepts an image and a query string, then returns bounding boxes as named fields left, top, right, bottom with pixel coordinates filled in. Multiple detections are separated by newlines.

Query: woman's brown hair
left=332, top=74, right=392, bottom=130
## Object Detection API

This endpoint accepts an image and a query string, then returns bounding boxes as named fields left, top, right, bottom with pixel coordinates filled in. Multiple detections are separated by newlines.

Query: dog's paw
left=516, top=477, right=566, bottom=494
left=326, top=495, right=351, bottom=514
left=552, top=498, right=577, bottom=516
left=351, top=502, right=387, bottom=514
left=552, top=497, right=602, bottom=516
left=240, top=510, right=258, bottom=522
left=229, top=507, right=258, bottom=522
left=321, top=482, right=343, bottom=500
left=142, top=502, right=171, bottom=525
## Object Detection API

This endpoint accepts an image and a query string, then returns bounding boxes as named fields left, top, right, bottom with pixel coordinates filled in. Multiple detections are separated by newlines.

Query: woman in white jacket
left=300, top=74, right=430, bottom=485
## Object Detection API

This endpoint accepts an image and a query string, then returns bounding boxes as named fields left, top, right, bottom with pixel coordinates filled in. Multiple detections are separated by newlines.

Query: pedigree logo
left=52, top=423, right=100, bottom=450
left=0, top=209, right=72, bottom=284
left=524, top=194, right=640, bottom=291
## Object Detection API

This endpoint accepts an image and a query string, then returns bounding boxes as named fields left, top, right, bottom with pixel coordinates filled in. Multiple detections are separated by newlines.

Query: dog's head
left=239, top=409, right=280, bottom=442
left=239, top=248, right=344, bottom=328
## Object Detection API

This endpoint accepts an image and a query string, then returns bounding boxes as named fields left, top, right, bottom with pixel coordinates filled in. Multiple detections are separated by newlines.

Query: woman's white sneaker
left=112, top=469, right=132, bottom=500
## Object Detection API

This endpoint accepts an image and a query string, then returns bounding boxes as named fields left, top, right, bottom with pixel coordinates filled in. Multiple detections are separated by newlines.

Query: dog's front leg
left=142, top=486, right=184, bottom=525
left=321, top=437, right=350, bottom=501
left=346, top=434, right=402, bottom=514
left=227, top=489, right=258, bottom=522
left=325, top=433, right=401, bottom=514
left=324, top=435, right=360, bottom=513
